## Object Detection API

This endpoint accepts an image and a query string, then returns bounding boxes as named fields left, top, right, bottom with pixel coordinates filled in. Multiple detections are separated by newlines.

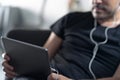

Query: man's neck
left=98, top=11, right=120, bottom=28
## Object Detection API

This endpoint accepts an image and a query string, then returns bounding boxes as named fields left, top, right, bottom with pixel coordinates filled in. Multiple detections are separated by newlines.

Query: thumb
left=47, top=73, right=59, bottom=80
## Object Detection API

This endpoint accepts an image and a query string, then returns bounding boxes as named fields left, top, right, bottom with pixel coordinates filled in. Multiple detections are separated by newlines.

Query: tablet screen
left=1, top=37, right=51, bottom=78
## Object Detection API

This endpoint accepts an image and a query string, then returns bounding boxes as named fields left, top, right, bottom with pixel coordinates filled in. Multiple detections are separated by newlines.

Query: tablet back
left=1, top=37, right=51, bottom=78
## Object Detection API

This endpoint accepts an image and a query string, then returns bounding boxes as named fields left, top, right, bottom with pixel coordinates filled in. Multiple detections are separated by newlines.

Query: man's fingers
left=3, top=68, right=16, bottom=76
left=2, top=60, right=13, bottom=70
left=1, top=53, right=16, bottom=78
left=5, top=73, right=16, bottom=78
left=2, top=53, right=10, bottom=60
left=3, top=65, right=17, bottom=78
left=48, top=73, right=59, bottom=80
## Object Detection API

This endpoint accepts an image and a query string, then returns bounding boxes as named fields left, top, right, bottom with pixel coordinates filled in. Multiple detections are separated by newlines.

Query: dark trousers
left=5, top=76, right=47, bottom=80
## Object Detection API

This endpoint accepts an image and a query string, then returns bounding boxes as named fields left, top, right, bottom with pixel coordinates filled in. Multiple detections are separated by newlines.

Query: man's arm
left=113, top=64, right=120, bottom=80
left=43, top=32, right=63, bottom=60
left=45, top=32, right=120, bottom=80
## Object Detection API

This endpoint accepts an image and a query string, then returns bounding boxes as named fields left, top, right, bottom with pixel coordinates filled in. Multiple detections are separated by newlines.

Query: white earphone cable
left=89, top=6, right=120, bottom=79
left=89, top=19, right=110, bottom=80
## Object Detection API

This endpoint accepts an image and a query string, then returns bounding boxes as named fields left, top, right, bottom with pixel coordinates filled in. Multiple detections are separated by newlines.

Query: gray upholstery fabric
left=2, top=6, right=22, bottom=36
left=0, top=6, right=5, bottom=36
left=0, top=6, right=22, bottom=58
left=0, top=6, right=5, bottom=48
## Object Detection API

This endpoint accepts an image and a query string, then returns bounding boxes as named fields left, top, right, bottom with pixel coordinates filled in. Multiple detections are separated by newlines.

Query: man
left=2, top=0, right=120, bottom=80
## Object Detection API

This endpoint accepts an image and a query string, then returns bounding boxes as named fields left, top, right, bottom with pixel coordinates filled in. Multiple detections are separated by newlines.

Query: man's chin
left=94, top=16, right=107, bottom=20
left=92, top=12, right=108, bottom=20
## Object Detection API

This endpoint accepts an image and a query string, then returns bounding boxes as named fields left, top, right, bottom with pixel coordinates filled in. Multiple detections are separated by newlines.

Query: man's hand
left=2, top=53, right=17, bottom=78
left=48, top=73, right=72, bottom=80
left=113, top=64, right=120, bottom=80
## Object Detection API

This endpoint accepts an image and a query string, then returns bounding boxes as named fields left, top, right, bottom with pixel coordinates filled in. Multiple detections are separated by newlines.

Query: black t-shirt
left=50, top=12, right=120, bottom=79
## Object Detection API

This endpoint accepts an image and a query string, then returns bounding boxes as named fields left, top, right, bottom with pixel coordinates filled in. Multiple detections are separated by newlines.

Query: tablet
left=1, top=37, right=51, bottom=78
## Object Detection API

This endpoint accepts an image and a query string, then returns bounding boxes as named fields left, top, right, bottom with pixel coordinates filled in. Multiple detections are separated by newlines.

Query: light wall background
left=0, top=0, right=92, bottom=29
left=0, top=0, right=69, bottom=29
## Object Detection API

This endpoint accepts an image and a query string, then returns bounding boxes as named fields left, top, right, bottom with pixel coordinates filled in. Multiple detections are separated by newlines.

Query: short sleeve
left=50, top=14, right=69, bottom=39
left=50, top=12, right=92, bottom=39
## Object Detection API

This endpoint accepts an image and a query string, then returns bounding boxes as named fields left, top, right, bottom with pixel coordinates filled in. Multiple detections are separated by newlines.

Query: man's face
left=92, top=0, right=120, bottom=20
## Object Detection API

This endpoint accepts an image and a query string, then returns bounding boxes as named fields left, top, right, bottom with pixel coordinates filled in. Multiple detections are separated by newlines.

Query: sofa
left=0, top=6, right=22, bottom=36
left=7, top=29, right=51, bottom=46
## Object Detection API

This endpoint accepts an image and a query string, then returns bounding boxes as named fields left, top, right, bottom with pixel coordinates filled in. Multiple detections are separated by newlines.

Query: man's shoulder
left=67, top=11, right=93, bottom=18
left=64, top=11, right=93, bottom=23
left=63, top=11, right=93, bottom=27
